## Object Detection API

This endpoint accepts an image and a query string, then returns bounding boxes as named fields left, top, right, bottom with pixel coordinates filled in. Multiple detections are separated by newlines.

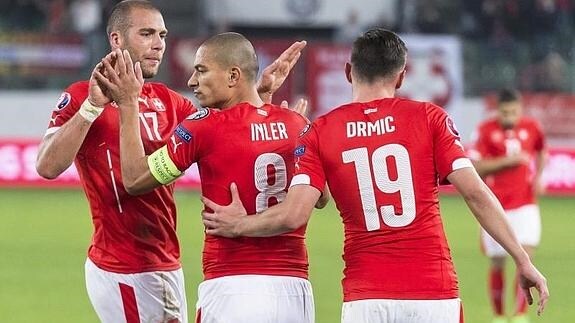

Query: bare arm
left=533, top=149, right=547, bottom=195
left=448, top=167, right=549, bottom=315
left=36, top=59, right=113, bottom=179
left=202, top=184, right=321, bottom=238
left=472, top=153, right=530, bottom=177
left=257, top=41, right=306, bottom=103
left=36, top=115, right=93, bottom=179
left=94, top=49, right=162, bottom=195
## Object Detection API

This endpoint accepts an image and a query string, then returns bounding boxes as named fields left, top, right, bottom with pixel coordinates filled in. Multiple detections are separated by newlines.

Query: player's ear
left=109, top=31, right=121, bottom=49
left=345, top=62, right=352, bottom=84
left=228, top=67, right=240, bottom=87
left=395, top=69, right=406, bottom=89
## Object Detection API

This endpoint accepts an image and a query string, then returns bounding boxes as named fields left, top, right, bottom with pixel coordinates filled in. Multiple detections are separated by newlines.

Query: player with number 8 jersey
left=168, top=103, right=310, bottom=279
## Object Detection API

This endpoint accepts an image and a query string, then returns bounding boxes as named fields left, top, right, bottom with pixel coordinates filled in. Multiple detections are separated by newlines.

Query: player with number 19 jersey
left=292, top=98, right=472, bottom=301
left=165, top=102, right=309, bottom=280
left=45, top=81, right=195, bottom=273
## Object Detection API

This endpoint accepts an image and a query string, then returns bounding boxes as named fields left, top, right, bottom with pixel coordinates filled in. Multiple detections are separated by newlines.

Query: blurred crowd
left=1, top=0, right=574, bottom=94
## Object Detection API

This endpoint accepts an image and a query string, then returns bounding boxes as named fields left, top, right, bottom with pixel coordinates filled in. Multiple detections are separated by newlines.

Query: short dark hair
left=497, top=88, right=521, bottom=104
left=202, top=32, right=259, bottom=83
left=351, top=28, right=408, bottom=83
left=106, top=0, right=160, bottom=35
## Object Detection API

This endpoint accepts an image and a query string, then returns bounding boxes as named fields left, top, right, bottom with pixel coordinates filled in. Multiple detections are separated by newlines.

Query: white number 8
left=254, top=153, right=287, bottom=213
left=342, top=144, right=416, bottom=230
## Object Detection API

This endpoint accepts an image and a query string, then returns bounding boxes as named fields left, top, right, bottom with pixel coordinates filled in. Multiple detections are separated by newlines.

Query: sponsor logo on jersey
left=186, top=108, right=210, bottom=121
left=294, top=145, right=306, bottom=156
left=175, top=124, right=192, bottom=143
left=152, top=98, right=165, bottom=111
left=55, top=92, right=71, bottom=110
left=299, top=123, right=311, bottom=137
left=446, top=116, right=460, bottom=138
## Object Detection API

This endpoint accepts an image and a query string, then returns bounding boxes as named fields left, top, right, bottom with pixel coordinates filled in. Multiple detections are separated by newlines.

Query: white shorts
left=341, top=298, right=463, bottom=323
left=85, top=258, right=187, bottom=323
left=481, top=204, right=541, bottom=257
left=196, top=275, right=314, bottom=323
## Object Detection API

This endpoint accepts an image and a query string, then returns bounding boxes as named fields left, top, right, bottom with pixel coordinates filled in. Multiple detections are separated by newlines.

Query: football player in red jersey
left=200, top=28, right=550, bottom=323
left=35, top=1, right=305, bottom=322
left=96, top=32, right=320, bottom=323
left=469, top=89, right=547, bottom=323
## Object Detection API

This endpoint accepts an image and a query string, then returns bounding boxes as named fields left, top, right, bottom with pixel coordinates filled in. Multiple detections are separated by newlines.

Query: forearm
left=36, top=113, right=92, bottom=179
left=450, top=168, right=530, bottom=266
left=238, top=186, right=319, bottom=237
left=118, top=101, right=152, bottom=194
left=472, top=157, right=513, bottom=177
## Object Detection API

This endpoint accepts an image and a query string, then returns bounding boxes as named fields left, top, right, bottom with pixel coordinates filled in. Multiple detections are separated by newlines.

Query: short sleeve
left=428, top=104, right=472, bottom=183
left=166, top=108, right=212, bottom=171
left=291, top=123, right=326, bottom=192
left=44, top=82, right=87, bottom=136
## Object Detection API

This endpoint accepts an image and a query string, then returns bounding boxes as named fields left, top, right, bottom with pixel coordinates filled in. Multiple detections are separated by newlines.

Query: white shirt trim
left=44, top=127, right=60, bottom=137
left=452, top=157, right=473, bottom=171
left=290, top=174, right=311, bottom=187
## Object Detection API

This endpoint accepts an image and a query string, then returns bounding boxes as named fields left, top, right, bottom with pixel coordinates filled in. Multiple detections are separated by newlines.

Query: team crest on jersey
left=175, top=124, right=192, bottom=143
left=187, top=108, right=210, bottom=121
left=299, top=123, right=311, bottom=137
left=446, top=117, right=460, bottom=138
left=294, top=145, right=306, bottom=157
left=152, top=98, right=165, bottom=111
left=55, top=92, right=71, bottom=110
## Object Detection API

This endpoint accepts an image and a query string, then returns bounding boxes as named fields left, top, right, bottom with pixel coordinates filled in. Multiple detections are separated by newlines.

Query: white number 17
left=342, top=144, right=416, bottom=231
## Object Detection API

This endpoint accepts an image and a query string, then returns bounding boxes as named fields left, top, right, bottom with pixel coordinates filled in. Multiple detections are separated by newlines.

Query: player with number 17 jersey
left=293, top=97, right=472, bottom=301
left=45, top=81, right=194, bottom=273
left=165, top=103, right=310, bottom=279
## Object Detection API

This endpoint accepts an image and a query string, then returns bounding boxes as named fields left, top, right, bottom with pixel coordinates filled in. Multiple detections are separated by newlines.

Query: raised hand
left=201, top=183, right=248, bottom=238
left=93, top=48, right=144, bottom=107
left=87, top=51, right=117, bottom=107
left=280, top=98, right=309, bottom=119
left=257, top=41, right=307, bottom=103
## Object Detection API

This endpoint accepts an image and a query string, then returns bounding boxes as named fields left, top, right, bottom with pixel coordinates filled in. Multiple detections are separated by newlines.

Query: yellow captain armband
left=147, top=145, right=183, bottom=185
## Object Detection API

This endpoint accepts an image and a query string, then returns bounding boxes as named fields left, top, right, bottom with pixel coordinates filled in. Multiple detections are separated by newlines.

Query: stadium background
left=0, top=0, right=574, bottom=322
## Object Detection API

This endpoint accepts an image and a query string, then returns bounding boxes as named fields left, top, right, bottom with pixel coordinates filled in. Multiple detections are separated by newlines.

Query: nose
left=152, top=34, right=165, bottom=52
left=187, top=71, right=198, bottom=89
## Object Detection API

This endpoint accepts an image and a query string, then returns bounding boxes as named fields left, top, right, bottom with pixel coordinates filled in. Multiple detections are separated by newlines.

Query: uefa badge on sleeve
left=55, top=92, right=71, bottom=111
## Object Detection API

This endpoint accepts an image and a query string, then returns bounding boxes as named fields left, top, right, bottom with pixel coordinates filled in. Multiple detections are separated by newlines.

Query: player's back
left=185, top=103, right=309, bottom=280
left=313, top=97, right=467, bottom=301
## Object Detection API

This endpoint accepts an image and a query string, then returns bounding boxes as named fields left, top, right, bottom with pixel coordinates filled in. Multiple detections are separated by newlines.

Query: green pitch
left=0, top=189, right=572, bottom=322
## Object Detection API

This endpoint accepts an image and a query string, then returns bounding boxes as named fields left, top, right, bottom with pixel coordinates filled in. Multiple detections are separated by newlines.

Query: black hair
left=351, top=28, right=408, bottom=83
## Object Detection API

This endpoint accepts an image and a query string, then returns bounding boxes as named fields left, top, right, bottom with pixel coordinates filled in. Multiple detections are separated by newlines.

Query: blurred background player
left=200, top=28, right=549, bottom=323
left=95, top=33, right=318, bottom=322
left=470, top=88, right=547, bottom=323
left=35, top=0, right=303, bottom=321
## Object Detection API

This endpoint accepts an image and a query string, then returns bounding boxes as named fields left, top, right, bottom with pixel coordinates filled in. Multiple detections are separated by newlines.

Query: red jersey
left=292, top=98, right=471, bottom=301
left=471, top=117, right=545, bottom=210
left=46, top=81, right=194, bottom=273
left=166, top=103, right=309, bottom=280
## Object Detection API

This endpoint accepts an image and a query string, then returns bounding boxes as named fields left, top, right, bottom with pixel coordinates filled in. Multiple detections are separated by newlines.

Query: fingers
left=230, top=182, right=241, bottom=204
left=135, top=61, right=144, bottom=85
left=536, top=280, right=550, bottom=316
left=201, top=195, right=220, bottom=211
left=293, top=98, right=308, bottom=117
left=114, top=48, right=127, bottom=76
left=278, top=40, right=307, bottom=64
left=523, top=287, right=533, bottom=305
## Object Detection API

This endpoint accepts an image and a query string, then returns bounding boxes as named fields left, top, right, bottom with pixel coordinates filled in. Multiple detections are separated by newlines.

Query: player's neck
left=352, top=83, right=396, bottom=103
left=221, top=87, right=264, bottom=110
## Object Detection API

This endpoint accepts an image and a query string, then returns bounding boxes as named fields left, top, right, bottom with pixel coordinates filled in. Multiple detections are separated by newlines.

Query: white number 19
left=342, top=144, right=416, bottom=231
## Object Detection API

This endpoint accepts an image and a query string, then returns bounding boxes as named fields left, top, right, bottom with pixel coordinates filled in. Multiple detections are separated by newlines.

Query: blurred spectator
left=334, top=8, right=364, bottom=44
left=5, top=0, right=46, bottom=31
left=45, top=0, right=68, bottom=34
left=69, top=0, right=104, bottom=73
